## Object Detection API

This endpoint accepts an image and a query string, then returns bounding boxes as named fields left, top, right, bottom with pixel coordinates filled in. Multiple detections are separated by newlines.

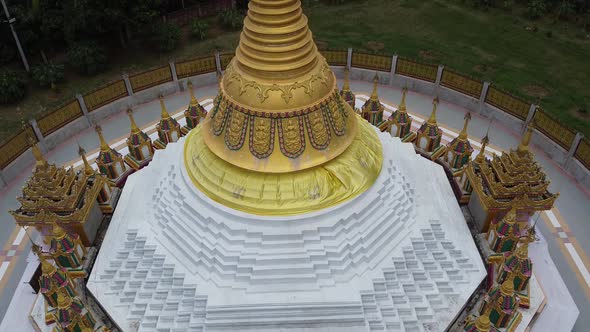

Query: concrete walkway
left=0, top=80, right=588, bottom=330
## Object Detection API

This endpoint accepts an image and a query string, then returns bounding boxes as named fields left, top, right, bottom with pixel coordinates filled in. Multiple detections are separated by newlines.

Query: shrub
left=152, top=22, right=181, bottom=52
left=0, top=70, right=26, bottom=104
left=527, top=0, right=547, bottom=19
left=67, top=42, right=107, bottom=75
left=191, top=20, right=209, bottom=40
left=31, top=62, right=64, bottom=88
left=218, top=9, right=243, bottom=30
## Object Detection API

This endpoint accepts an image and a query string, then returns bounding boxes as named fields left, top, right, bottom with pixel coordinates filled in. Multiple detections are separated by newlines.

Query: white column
left=523, top=104, right=537, bottom=134
left=346, top=48, right=353, bottom=70
left=76, top=94, right=93, bottom=127
left=29, top=119, right=48, bottom=153
left=478, top=82, right=490, bottom=115
left=389, top=55, right=398, bottom=87
left=122, top=73, right=134, bottom=96
left=215, top=51, right=222, bottom=74
left=564, top=133, right=584, bottom=168
left=169, top=61, right=178, bottom=82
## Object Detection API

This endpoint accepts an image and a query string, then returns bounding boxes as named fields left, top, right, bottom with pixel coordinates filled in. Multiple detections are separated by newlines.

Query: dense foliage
left=67, top=42, right=107, bottom=75
left=31, top=62, right=64, bottom=87
left=191, top=20, right=209, bottom=40
left=218, top=8, right=244, bottom=30
left=465, top=0, right=590, bottom=20
left=0, top=70, right=26, bottom=104
left=151, top=22, right=181, bottom=52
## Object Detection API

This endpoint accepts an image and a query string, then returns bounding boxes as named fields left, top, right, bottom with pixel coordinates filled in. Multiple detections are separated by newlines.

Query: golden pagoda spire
left=33, top=244, right=57, bottom=275
left=475, top=307, right=493, bottom=332
left=459, top=112, right=472, bottom=140
left=159, top=95, right=170, bottom=119
left=517, top=124, right=534, bottom=155
left=52, top=221, right=67, bottom=239
left=428, top=97, right=439, bottom=124
left=398, top=87, right=408, bottom=113
left=370, top=73, right=379, bottom=100
left=342, top=68, right=351, bottom=91
left=500, top=272, right=516, bottom=296
left=475, top=134, right=489, bottom=164
left=56, top=287, right=73, bottom=309
left=23, top=120, right=48, bottom=170
left=127, top=108, right=140, bottom=134
left=188, top=80, right=198, bottom=106
left=95, top=126, right=110, bottom=152
left=78, top=145, right=94, bottom=176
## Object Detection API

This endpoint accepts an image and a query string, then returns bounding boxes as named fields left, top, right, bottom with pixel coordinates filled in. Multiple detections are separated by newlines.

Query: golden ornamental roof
left=202, top=0, right=358, bottom=173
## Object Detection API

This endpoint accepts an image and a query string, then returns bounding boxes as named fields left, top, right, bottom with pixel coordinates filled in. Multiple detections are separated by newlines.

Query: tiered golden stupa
left=184, top=0, right=382, bottom=215
left=465, top=125, right=558, bottom=231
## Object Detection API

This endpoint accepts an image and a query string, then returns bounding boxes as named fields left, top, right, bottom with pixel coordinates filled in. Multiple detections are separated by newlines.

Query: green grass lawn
left=1, top=0, right=589, bottom=142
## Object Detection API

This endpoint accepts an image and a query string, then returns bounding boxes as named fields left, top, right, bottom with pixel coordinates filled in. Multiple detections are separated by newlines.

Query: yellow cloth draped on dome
left=184, top=116, right=383, bottom=216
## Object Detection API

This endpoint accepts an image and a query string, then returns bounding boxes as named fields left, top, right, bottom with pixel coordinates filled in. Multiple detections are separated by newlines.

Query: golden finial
left=428, top=97, right=439, bottom=124
left=475, top=134, right=489, bottom=164
left=459, top=112, right=472, bottom=140
left=51, top=221, right=67, bottom=239
left=127, top=108, right=140, bottom=134
left=33, top=244, right=57, bottom=275
left=188, top=80, right=198, bottom=106
left=370, top=73, right=379, bottom=100
left=95, top=126, right=110, bottom=152
left=500, top=272, right=516, bottom=296
left=342, top=68, right=351, bottom=91
left=398, top=87, right=408, bottom=113
left=517, top=123, right=534, bottom=155
left=475, top=306, right=493, bottom=332
left=78, top=145, right=94, bottom=176
left=56, top=287, right=72, bottom=309
left=159, top=95, right=170, bottom=119
left=22, top=120, right=48, bottom=170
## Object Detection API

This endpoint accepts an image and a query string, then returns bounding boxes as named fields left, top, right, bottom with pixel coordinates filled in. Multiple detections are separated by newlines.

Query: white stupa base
left=87, top=127, right=486, bottom=332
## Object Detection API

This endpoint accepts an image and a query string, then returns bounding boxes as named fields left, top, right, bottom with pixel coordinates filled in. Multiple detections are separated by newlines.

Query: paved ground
left=0, top=80, right=588, bottom=330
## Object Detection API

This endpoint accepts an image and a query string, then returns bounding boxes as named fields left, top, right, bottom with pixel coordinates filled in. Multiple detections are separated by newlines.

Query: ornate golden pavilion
left=465, top=125, right=558, bottom=231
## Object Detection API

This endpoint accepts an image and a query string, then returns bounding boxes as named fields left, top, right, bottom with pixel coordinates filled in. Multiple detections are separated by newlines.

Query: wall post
left=564, top=133, right=584, bottom=168
left=523, top=104, right=537, bottom=133
left=29, top=119, right=48, bottom=154
left=122, top=73, right=134, bottom=96
left=215, top=51, right=222, bottom=74
left=389, top=55, right=398, bottom=87
left=435, top=65, right=444, bottom=95
left=346, top=48, right=353, bottom=70
left=76, top=94, right=93, bottom=127
left=478, top=82, right=491, bottom=115
left=169, top=61, right=178, bottom=82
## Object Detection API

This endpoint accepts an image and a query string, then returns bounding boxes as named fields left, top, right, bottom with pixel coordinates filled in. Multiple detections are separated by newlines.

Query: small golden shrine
left=445, top=112, right=474, bottom=170
left=339, top=68, right=356, bottom=109
left=463, top=307, right=500, bottom=332
left=33, top=245, right=77, bottom=311
left=49, top=222, right=87, bottom=272
left=415, top=98, right=445, bottom=160
left=182, top=80, right=208, bottom=134
left=497, top=229, right=535, bottom=308
left=386, top=87, right=416, bottom=142
left=361, top=73, right=385, bottom=127
left=95, top=126, right=128, bottom=187
left=465, top=125, right=558, bottom=231
left=52, top=287, right=96, bottom=332
left=153, top=95, right=183, bottom=149
left=10, top=135, right=107, bottom=246
left=480, top=273, right=522, bottom=330
left=123, top=108, right=154, bottom=170
left=486, top=207, right=522, bottom=254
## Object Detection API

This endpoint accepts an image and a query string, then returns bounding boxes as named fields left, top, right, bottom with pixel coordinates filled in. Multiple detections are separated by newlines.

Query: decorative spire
left=370, top=73, right=379, bottom=100
left=459, top=112, right=472, bottom=139
left=78, top=145, right=94, bottom=176
left=475, top=134, right=490, bottom=164
left=188, top=80, right=199, bottom=106
left=159, top=95, right=170, bottom=119
left=517, top=124, right=534, bottom=155
left=475, top=307, right=493, bottom=332
left=127, top=108, right=140, bottom=134
left=33, top=244, right=57, bottom=275
left=52, top=221, right=67, bottom=239
left=342, top=68, right=351, bottom=91
left=95, top=126, right=110, bottom=152
left=56, top=287, right=73, bottom=309
left=500, top=272, right=516, bottom=296
left=398, top=87, right=408, bottom=113
left=428, top=97, right=439, bottom=124
left=23, top=120, right=48, bottom=170
left=235, top=0, right=320, bottom=80
left=516, top=227, right=535, bottom=259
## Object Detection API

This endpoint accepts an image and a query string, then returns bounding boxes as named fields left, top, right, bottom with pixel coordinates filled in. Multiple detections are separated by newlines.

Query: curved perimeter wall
left=0, top=50, right=588, bottom=189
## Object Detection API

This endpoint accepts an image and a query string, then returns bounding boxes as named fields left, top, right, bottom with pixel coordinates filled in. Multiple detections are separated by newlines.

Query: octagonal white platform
left=87, top=120, right=486, bottom=332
